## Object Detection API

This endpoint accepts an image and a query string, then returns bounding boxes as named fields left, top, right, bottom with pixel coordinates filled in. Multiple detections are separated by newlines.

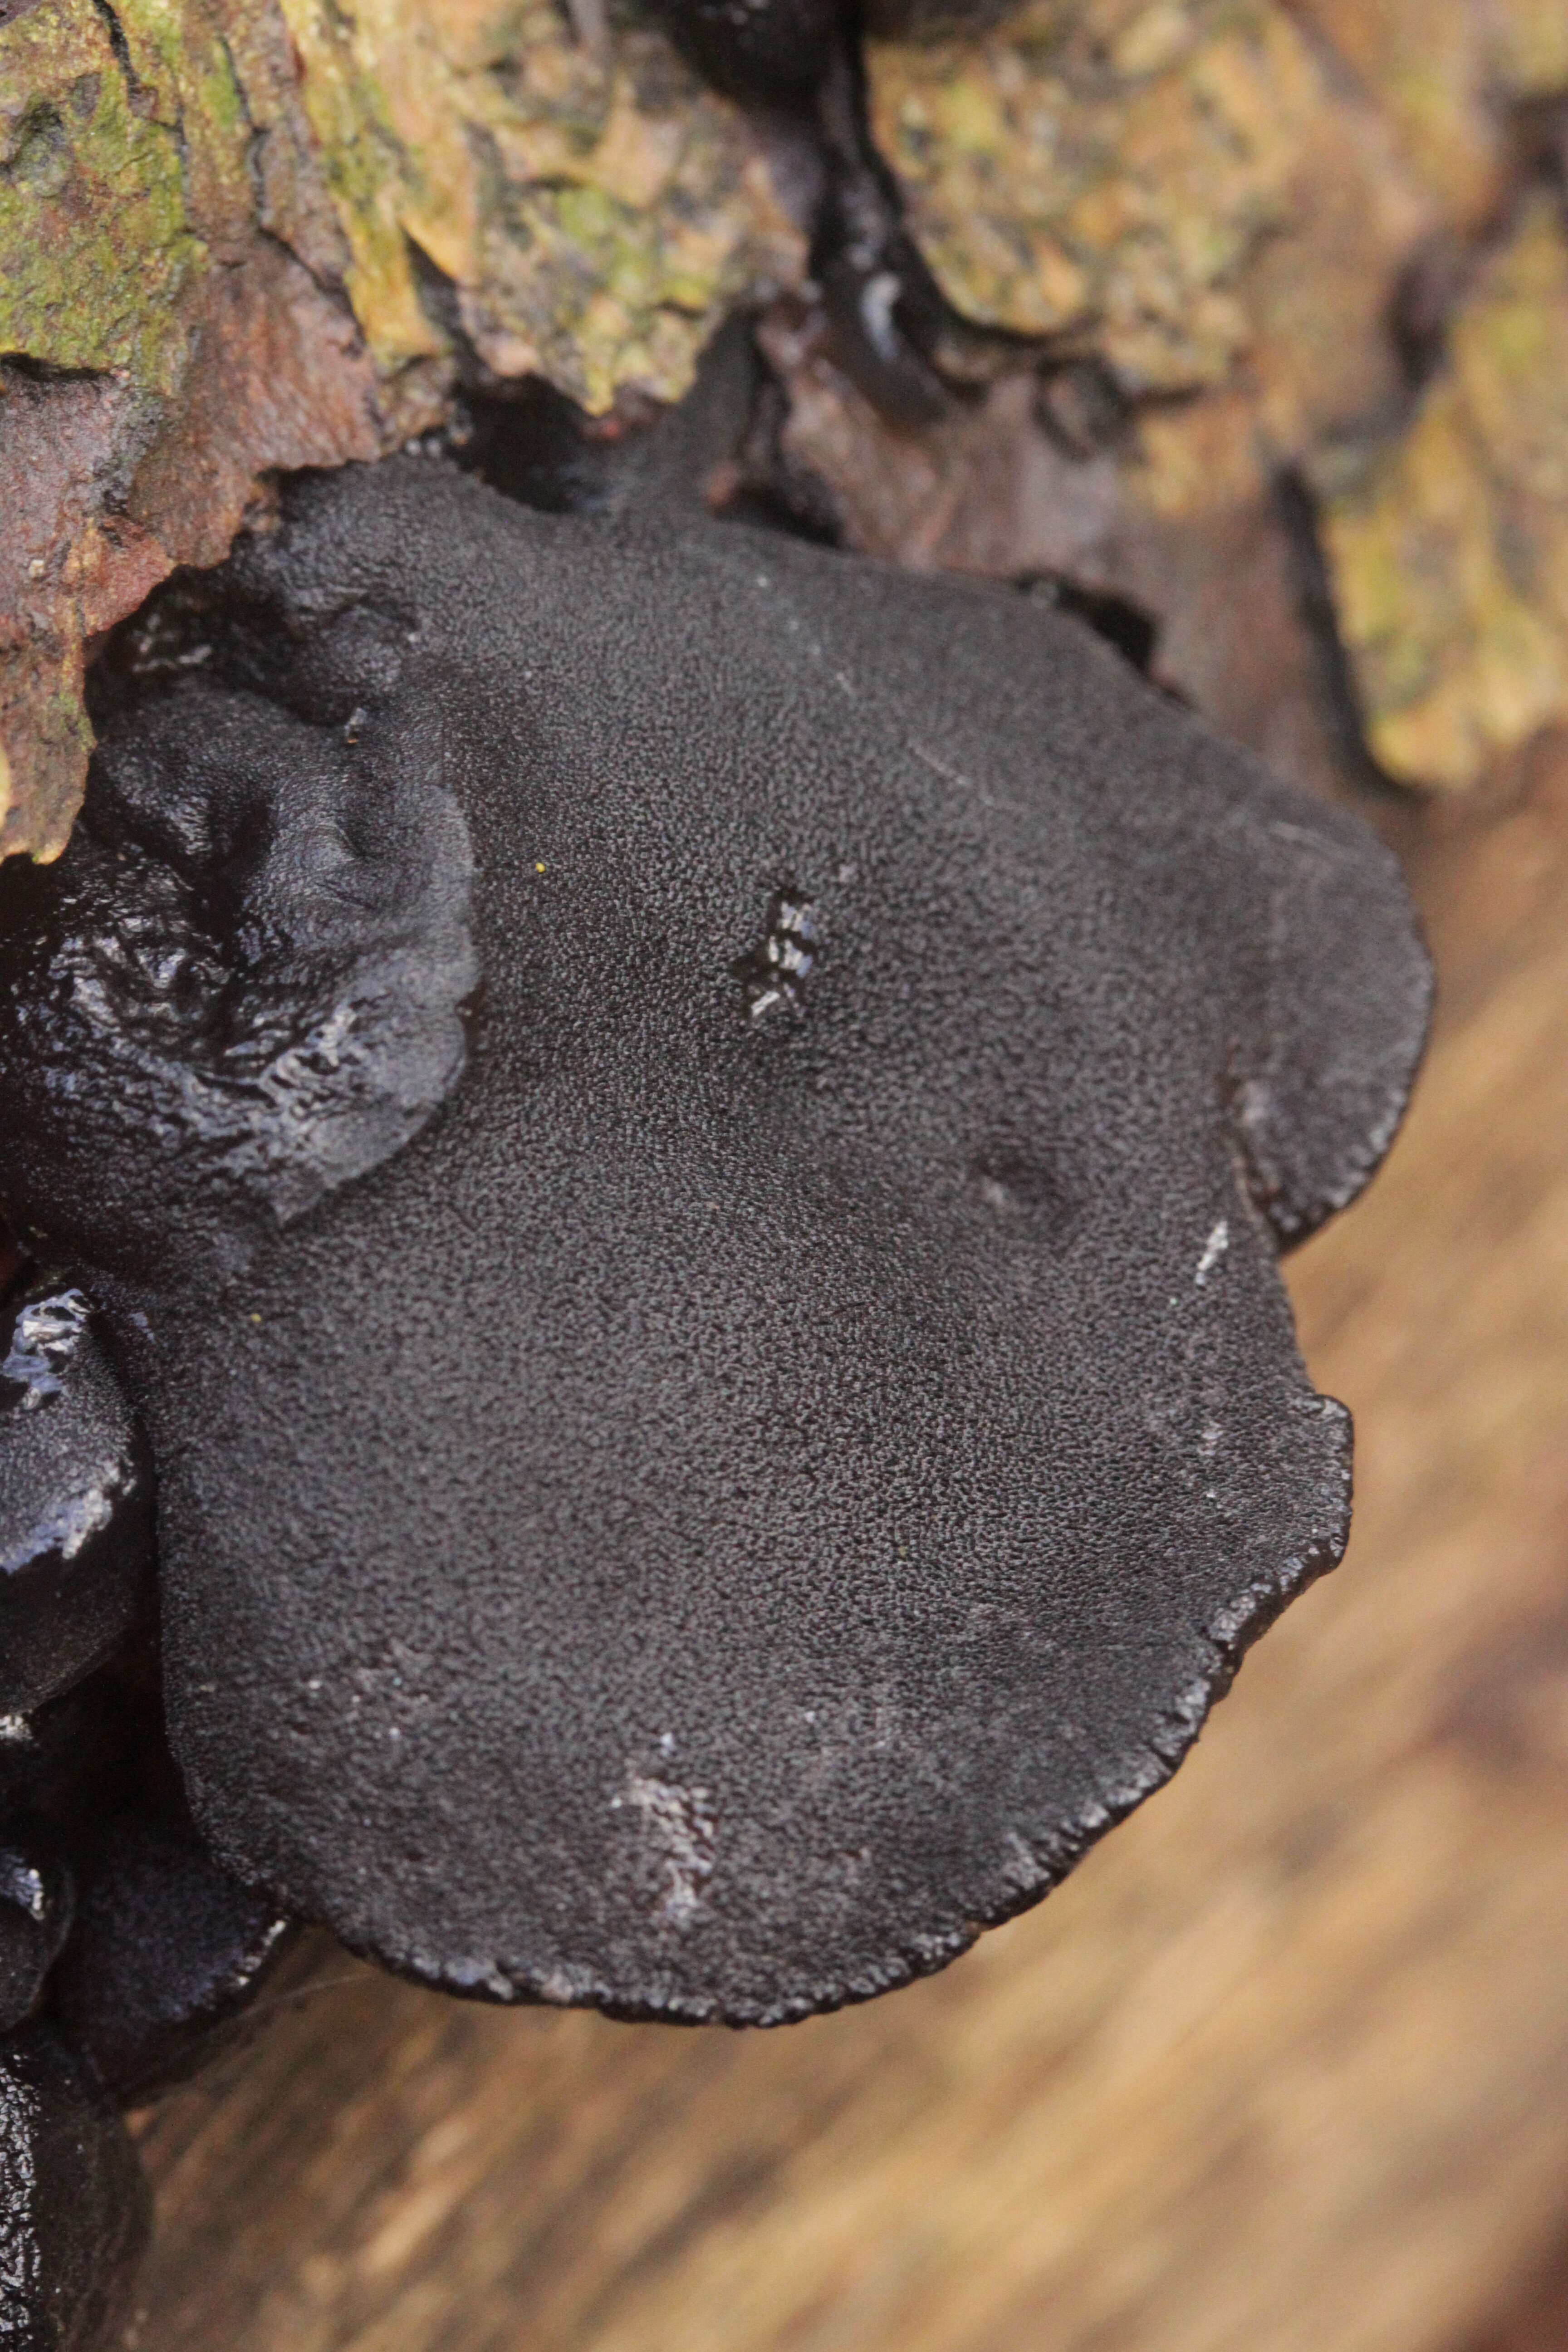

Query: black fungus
left=52, top=1803, right=296, bottom=2106
left=0, top=1681, right=144, bottom=1843
left=0, top=678, right=475, bottom=1289
left=0, top=1824, right=72, bottom=2034
left=644, top=0, right=837, bottom=108
left=0, top=450, right=1430, bottom=2027
left=643, top=0, right=1029, bottom=105
left=0, top=1287, right=155, bottom=1716
left=455, top=378, right=627, bottom=518
left=0, top=2023, right=148, bottom=2348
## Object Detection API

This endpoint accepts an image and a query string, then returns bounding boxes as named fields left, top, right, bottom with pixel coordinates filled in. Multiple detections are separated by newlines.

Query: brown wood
left=125, top=736, right=1568, bottom=2352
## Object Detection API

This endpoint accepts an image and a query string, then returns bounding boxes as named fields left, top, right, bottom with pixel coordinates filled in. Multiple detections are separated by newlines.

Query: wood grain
left=126, top=737, right=1568, bottom=2352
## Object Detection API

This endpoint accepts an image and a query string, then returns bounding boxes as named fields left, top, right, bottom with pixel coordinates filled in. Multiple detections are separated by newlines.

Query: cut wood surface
left=127, top=739, right=1568, bottom=2352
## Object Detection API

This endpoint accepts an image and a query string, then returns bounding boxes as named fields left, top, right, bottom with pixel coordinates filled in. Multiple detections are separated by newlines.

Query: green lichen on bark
left=8, top=0, right=1561, bottom=860
left=0, top=0, right=205, bottom=390
left=866, top=0, right=1320, bottom=394
left=1322, top=197, right=1568, bottom=791
left=274, top=0, right=803, bottom=410
left=270, top=0, right=446, bottom=372
left=0, top=0, right=802, bottom=860
left=1, top=0, right=803, bottom=417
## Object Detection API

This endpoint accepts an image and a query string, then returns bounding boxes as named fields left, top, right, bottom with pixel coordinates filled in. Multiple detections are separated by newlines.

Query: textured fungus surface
left=52, top=1805, right=297, bottom=2105
left=0, top=456, right=1429, bottom=2024
left=0, top=1287, right=154, bottom=1716
left=0, top=1827, right=72, bottom=2036
left=0, top=655, right=476, bottom=1287
left=0, top=2023, right=147, bottom=2347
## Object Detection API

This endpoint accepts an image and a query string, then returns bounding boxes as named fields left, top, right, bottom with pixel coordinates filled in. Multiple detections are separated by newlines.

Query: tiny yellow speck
left=535, top=862, right=546, bottom=873
left=249, top=1313, right=262, bottom=1325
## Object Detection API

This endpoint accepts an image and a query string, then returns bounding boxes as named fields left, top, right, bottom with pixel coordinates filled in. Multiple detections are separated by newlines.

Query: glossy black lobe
left=0, top=1826, right=72, bottom=2034
left=0, top=2024, right=147, bottom=2351
left=0, top=1289, right=153, bottom=1716
left=0, top=685, right=475, bottom=1290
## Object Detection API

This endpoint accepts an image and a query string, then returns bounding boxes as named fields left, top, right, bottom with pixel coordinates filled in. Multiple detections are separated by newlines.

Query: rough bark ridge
left=0, top=0, right=803, bottom=860
left=2, top=0, right=1567, bottom=858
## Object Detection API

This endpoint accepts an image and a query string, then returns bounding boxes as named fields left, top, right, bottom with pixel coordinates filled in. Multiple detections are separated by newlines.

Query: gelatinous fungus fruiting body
left=0, top=431, right=1430, bottom=2040
left=0, top=1288, right=154, bottom=1717
left=1, top=1277, right=299, bottom=2342
left=0, top=2024, right=149, bottom=2349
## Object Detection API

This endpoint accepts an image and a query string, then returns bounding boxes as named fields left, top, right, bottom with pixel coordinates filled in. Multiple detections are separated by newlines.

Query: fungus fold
left=0, top=443, right=1429, bottom=2025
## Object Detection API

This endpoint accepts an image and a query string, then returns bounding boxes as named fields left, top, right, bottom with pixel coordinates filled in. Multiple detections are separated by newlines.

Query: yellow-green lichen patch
left=116, top=0, right=261, bottom=244
left=271, top=0, right=449, bottom=372
left=276, top=0, right=804, bottom=411
left=0, top=0, right=203, bottom=389
left=463, top=23, right=801, bottom=411
left=1322, top=198, right=1568, bottom=791
left=867, top=0, right=1320, bottom=393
